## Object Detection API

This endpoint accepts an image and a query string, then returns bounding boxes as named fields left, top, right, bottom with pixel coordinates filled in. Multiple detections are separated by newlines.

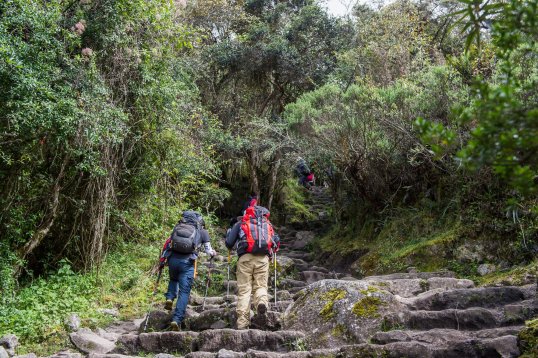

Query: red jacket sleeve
left=160, top=237, right=171, bottom=264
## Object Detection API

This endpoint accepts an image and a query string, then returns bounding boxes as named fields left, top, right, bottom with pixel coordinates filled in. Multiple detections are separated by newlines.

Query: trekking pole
left=202, top=256, right=214, bottom=311
left=227, top=250, right=231, bottom=297
left=193, top=258, right=198, bottom=279
left=143, top=265, right=163, bottom=332
left=274, top=251, right=277, bottom=306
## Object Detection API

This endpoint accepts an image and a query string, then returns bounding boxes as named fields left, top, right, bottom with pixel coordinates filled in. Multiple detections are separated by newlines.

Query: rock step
left=371, top=327, right=524, bottom=345
left=149, top=335, right=520, bottom=357
left=402, top=301, right=537, bottom=330
left=405, top=285, right=535, bottom=311
left=115, top=329, right=305, bottom=355
left=366, top=277, right=475, bottom=298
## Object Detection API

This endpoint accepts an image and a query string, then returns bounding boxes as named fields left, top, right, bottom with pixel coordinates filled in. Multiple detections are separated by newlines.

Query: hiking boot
left=164, top=299, right=173, bottom=310
left=257, top=303, right=267, bottom=316
left=170, top=321, right=180, bottom=331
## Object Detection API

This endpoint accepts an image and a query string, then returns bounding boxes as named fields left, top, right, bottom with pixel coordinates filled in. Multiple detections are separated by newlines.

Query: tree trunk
left=250, top=149, right=261, bottom=201
left=266, top=151, right=282, bottom=211
left=16, top=155, right=69, bottom=274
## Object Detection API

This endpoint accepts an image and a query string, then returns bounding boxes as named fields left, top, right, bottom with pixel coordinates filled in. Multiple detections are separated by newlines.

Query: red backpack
left=240, top=206, right=275, bottom=255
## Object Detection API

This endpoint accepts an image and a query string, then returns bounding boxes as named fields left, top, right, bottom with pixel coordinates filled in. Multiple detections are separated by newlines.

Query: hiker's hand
left=209, top=249, right=217, bottom=257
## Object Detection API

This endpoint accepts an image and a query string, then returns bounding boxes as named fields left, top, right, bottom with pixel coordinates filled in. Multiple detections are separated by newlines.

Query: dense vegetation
left=1, top=0, right=537, bottom=352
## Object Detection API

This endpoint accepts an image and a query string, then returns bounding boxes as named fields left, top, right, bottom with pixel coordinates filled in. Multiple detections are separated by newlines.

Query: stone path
left=42, top=187, right=536, bottom=358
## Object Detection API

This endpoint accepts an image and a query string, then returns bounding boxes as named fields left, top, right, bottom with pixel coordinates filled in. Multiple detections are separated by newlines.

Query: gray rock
left=13, top=354, right=37, bottom=358
left=280, top=279, right=306, bottom=289
left=159, top=332, right=199, bottom=354
left=0, top=335, right=18, bottom=352
left=96, top=328, right=119, bottom=342
left=272, top=256, right=295, bottom=276
left=184, top=353, right=216, bottom=358
left=405, top=286, right=527, bottom=311
left=175, top=353, right=208, bottom=358
left=250, top=311, right=282, bottom=331
left=300, top=271, right=329, bottom=284
left=114, top=334, right=139, bottom=355
left=216, top=349, right=244, bottom=358
left=282, top=279, right=405, bottom=349
left=70, top=329, right=115, bottom=354
left=65, top=314, right=81, bottom=332
left=153, top=354, right=176, bottom=358
left=48, top=351, right=83, bottom=358
left=196, top=329, right=305, bottom=352
left=99, top=308, right=120, bottom=318
left=88, top=355, right=138, bottom=358
left=404, top=307, right=498, bottom=330
left=138, top=310, right=172, bottom=333
left=0, top=347, right=9, bottom=358
left=187, top=308, right=235, bottom=331
left=477, top=263, right=496, bottom=276
left=291, top=231, right=315, bottom=250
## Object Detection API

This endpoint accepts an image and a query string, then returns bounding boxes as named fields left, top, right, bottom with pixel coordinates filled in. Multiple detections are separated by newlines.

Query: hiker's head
left=181, top=210, right=204, bottom=227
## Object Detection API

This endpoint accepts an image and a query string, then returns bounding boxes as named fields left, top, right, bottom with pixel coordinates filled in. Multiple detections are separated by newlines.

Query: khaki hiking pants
left=236, top=253, right=269, bottom=329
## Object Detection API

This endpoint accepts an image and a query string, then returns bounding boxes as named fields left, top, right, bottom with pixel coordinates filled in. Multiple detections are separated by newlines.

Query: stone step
left=115, top=329, right=305, bottom=355
left=402, top=302, right=537, bottom=330
left=177, top=334, right=520, bottom=358
left=365, top=271, right=456, bottom=281
left=404, top=286, right=533, bottom=311
left=300, top=271, right=333, bottom=284
left=371, top=327, right=524, bottom=345
left=366, top=277, right=474, bottom=298
left=280, top=279, right=307, bottom=289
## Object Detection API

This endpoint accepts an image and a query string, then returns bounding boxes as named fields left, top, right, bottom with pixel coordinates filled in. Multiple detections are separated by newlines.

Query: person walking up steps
left=159, top=211, right=217, bottom=331
left=226, top=205, right=280, bottom=329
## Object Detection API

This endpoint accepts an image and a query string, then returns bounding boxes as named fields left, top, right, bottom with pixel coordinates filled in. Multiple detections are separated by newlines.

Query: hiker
left=229, top=193, right=258, bottom=228
left=296, top=157, right=311, bottom=188
left=241, top=193, right=258, bottom=213
left=305, top=172, right=315, bottom=189
left=226, top=205, right=280, bottom=329
left=160, top=211, right=217, bottom=331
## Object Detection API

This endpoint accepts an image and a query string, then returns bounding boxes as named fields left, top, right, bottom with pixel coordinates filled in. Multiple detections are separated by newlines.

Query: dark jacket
left=226, top=206, right=280, bottom=257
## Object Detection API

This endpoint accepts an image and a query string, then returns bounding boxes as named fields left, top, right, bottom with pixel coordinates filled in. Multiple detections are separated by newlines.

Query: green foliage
left=420, top=0, right=538, bottom=196
left=0, top=261, right=98, bottom=344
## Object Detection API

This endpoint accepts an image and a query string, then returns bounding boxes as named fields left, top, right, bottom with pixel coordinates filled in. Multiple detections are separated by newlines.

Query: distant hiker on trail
left=226, top=205, right=280, bottom=329
left=160, top=211, right=217, bottom=331
left=229, top=193, right=258, bottom=228
left=242, top=193, right=258, bottom=213
left=296, top=157, right=313, bottom=189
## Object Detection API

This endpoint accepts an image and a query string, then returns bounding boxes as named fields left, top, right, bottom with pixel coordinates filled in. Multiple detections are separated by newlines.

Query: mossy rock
left=282, top=279, right=404, bottom=349
left=519, top=318, right=538, bottom=358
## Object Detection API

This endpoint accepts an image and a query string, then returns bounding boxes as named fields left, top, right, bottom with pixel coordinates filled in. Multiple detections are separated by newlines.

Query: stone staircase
left=57, top=186, right=536, bottom=358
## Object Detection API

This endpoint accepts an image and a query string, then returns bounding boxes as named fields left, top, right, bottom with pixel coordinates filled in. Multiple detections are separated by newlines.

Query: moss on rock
left=319, top=289, right=347, bottom=320
left=352, top=296, right=386, bottom=318
left=519, top=318, right=538, bottom=358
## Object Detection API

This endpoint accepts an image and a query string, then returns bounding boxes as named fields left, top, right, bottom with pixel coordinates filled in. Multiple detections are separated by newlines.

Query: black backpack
left=170, top=211, right=203, bottom=254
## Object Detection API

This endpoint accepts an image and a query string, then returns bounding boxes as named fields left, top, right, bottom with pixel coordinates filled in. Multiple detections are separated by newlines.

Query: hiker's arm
left=225, top=222, right=240, bottom=249
left=273, top=233, right=281, bottom=252
left=200, top=230, right=216, bottom=256
left=160, top=237, right=172, bottom=266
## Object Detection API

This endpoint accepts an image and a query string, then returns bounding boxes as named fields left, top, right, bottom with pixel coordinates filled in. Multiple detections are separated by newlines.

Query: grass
left=0, top=241, right=165, bottom=355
